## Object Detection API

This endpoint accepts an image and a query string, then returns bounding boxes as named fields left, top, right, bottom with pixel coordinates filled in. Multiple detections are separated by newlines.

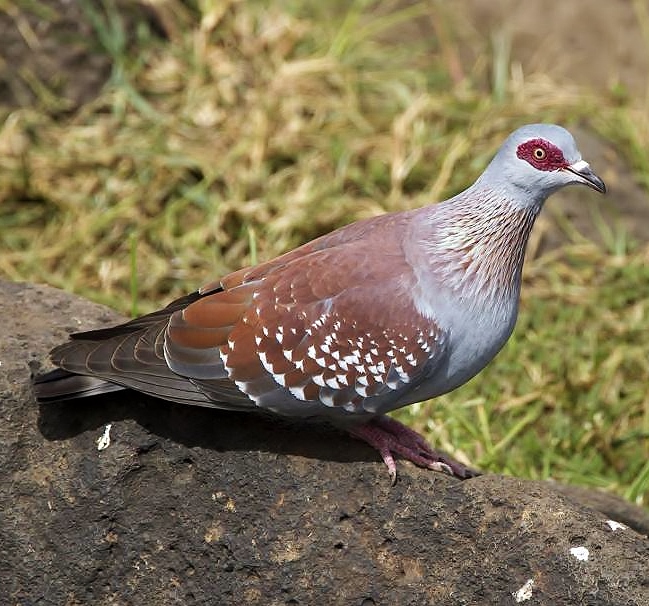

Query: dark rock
left=2, top=279, right=648, bottom=606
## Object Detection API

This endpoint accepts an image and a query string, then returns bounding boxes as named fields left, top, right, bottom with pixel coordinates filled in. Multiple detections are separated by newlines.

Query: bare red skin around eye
left=516, top=138, right=568, bottom=171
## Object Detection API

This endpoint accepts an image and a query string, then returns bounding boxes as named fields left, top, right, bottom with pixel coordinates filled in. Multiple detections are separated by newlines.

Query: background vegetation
left=1, top=0, right=648, bottom=506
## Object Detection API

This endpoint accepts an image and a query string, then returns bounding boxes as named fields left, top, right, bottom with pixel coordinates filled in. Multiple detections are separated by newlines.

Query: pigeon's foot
left=350, top=415, right=480, bottom=484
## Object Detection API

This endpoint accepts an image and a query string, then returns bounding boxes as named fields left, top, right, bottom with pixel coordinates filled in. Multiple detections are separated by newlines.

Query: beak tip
left=565, top=163, right=606, bottom=194
left=589, top=174, right=607, bottom=195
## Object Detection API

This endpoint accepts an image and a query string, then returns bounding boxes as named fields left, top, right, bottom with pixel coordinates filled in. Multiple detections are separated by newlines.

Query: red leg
left=350, top=415, right=480, bottom=484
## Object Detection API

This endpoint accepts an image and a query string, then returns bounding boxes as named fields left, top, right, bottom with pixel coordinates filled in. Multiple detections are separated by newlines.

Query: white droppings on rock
left=512, top=578, right=534, bottom=602
left=606, top=520, right=627, bottom=531
left=96, top=424, right=112, bottom=451
left=570, top=546, right=589, bottom=561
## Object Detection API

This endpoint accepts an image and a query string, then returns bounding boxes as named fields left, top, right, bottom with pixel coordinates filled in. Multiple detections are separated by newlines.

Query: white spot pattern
left=272, top=309, right=442, bottom=410
left=570, top=546, right=589, bottom=562
left=217, top=279, right=446, bottom=414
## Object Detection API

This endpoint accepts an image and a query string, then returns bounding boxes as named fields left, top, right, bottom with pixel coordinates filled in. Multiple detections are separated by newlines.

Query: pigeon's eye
left=533, top=147, right=546, bottom=160
left=517, top=138, right=566, bottom=171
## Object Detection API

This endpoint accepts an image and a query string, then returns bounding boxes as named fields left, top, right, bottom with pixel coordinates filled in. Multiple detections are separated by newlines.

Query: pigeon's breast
left=402, top=290, right=520, bottom=406
left=438, top=293, right=519, bottom=394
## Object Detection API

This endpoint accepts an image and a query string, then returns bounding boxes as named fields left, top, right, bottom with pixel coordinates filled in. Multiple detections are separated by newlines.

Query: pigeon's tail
left=32, top=289, right=214, bottom=406
left=33, top=368, right=126, bottom=402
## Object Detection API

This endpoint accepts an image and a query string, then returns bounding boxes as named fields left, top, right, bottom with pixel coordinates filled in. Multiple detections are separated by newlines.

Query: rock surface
left=2, top=279, right=648, bottom=606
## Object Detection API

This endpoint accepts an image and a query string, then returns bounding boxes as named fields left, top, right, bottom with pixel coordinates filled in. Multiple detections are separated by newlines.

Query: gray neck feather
left=415, top=183, right=543, bottom=304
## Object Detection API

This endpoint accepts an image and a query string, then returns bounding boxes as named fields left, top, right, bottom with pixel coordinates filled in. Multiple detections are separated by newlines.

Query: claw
left=350, top=415, right=479, bottom=482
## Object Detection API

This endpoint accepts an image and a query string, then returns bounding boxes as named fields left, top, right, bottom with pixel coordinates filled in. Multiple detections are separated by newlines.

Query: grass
left=1, top=0, right=648, bottom=507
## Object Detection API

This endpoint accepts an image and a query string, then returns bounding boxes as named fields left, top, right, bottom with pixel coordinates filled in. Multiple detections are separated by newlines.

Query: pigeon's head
left=482, top=124, right=606, bottom=207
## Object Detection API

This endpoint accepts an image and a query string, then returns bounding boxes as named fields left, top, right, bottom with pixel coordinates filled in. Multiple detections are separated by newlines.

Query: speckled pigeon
left=34, top=124, right=606, bottom=482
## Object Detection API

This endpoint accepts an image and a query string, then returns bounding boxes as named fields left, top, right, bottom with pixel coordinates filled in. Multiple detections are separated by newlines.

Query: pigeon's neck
left=416, top=185, right=543, bottom=303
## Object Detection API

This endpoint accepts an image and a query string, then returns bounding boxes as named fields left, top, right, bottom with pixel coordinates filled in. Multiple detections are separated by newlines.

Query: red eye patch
left=516, top=138, right=568, bottom=171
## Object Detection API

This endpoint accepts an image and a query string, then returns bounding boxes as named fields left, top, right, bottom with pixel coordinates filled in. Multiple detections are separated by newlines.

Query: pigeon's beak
left=563, top=160, right=606, bottom=194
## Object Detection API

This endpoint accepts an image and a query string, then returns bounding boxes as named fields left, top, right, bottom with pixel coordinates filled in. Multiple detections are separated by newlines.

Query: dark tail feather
left=33, top=368, right=126, bottom=402
left=32, top=288, right=222, bottom=405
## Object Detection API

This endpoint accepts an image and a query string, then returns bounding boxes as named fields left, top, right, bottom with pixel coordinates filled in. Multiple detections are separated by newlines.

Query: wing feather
left=36, top=209, right=448, bottom=420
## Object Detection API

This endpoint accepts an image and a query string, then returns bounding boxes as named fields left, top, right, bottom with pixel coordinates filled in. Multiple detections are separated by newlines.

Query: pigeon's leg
left=350, top=415, right=480, bottom=484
